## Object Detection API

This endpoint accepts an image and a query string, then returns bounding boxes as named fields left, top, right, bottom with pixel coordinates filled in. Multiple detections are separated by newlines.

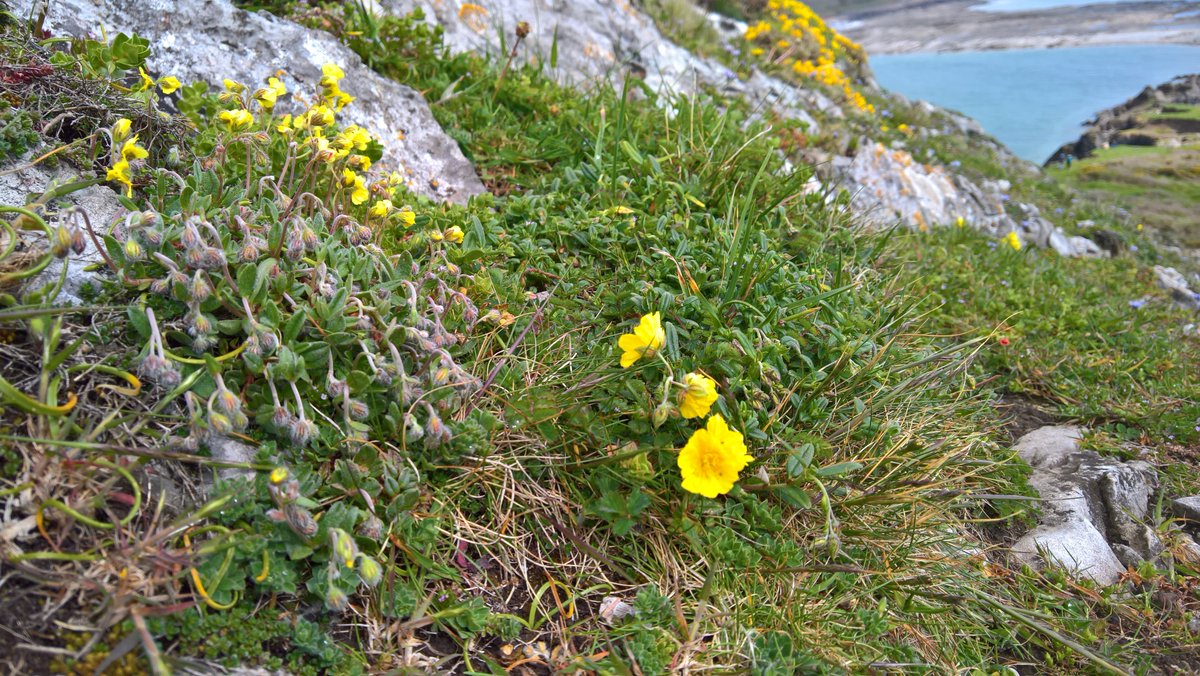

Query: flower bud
left=70, top=226, right=87, bottom=255
left=357, top=515, right=383, bottom=540
left=288, top=418, right=316, bottom=446
left=124, top=238, right=144, bottom=260
left=327, top=376, right=348, bottom=399
left=652, top=401, right=672, bottom=428
left=208, top=410, right=233, bottom=436
left=324, top=585, right=349, bottom=612
left=348, top=399, right=369, bottom=420
left=357, top=555, right=382, bottom=587
left=285, top=502, right=319, bottom=537
left=404, top=413, right=424, bottom=441
left=52, top=224, right=72, bottom=258
left=329, top=528, right=358, bottom=569
left=190, top=271, right=212, bottom=303
left=272, top=406, right=292, bottom=429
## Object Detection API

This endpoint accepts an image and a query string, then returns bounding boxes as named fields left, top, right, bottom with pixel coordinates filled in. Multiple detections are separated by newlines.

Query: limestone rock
left=23, top=0, right=484, bottom=204
left=379, top=0, right=833, bottom=128
left=1170, top=496, right=1200, bottom=523
left=1153, top=266, right=1200, bottom=310
left=0, top=160, right=124, bottom=305
left=1009, top=425, right=1162, bottom=585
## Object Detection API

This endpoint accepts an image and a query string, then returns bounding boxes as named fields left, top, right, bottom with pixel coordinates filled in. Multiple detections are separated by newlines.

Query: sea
left=870, top=44, right=1200, bottom=163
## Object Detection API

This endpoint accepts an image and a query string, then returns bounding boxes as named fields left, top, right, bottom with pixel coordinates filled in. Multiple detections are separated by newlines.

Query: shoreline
left=837, top=0, right=1200, bottom=55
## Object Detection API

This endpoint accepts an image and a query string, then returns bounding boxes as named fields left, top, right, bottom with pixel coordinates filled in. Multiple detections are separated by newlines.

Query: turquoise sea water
left=870, top=45, right=1200, bottom=163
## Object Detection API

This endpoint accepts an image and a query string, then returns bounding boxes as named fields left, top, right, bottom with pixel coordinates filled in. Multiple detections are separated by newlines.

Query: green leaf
left=813, top=461, right=862, bottom=478
left=126, top=305, right=150, bottom=339
left=777, top=485, right=812, bottom=510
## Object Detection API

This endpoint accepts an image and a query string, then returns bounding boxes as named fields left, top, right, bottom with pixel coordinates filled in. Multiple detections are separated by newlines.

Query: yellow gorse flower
left=679, top=372, right=718, bottom=419
left=617, top=312, right=665, bottom=368
left=677, top=414, right=753, bottom=498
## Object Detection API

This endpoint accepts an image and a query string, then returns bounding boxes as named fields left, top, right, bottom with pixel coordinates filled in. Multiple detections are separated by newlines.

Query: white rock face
left=21, top=0, right=485, bottom=204
left=1153, top=266, right=1200, bottom=309
left=378, top=0, right=831, bottom=130
left=1009, top=426, right=1161, bottom=586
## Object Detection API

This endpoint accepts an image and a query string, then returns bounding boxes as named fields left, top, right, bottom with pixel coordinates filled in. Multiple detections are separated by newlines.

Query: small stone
left=1013, top=425, right=1083, bottom=469
left=1111, top=543, right=1142, bottom=570
left=1169, top=496, right=1200, bottom=523
left=1189, top=613, right=1200, bottom=636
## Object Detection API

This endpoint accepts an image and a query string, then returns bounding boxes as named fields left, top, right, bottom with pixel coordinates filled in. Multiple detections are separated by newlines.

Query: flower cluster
left=105, top=118, right=149, bottom=197
left=743, top=0, right=873, bottom=114
left=618, top=312, right=752, bottom=497
left=1003, top=231, right=1022, bottom=251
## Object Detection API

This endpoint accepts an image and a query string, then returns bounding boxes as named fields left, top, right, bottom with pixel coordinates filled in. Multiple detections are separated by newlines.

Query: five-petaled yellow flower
left=1003, top=231, right=1021, bottom=251
left=618, top=312, right=665, bottom=368
left=253, top=76, right=286, bottom=109
left=120, top=137, right=148, bottom=162
left=677, top=414, right=753, bottom=498
left=341, top=169, right=369, bottom=205
left=679, top=372, right=718, bottom=419
left=444, top=226, right=464, bottom=244
left=396, top=206, right=416, bottom=227
left=106, top=159, right=133, bottom=197
left=157, top=76, right=181, bottom=94
left=369, top=199, right=392, bottom=219
left=218, top=108, right=255, bottom=131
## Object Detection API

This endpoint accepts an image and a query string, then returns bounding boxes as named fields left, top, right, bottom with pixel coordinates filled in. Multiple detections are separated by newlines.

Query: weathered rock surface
left=1170, top=496, right=1200, bottom=524
left=22, top=0, right=485, bottom=204
left=0, top=161, right=124, bottom=304
left=378, top=0, right=832, bottom=130
left=1153, top=265, right=1200, bottom=310
left=1009, top=426, right=1161, bottom=585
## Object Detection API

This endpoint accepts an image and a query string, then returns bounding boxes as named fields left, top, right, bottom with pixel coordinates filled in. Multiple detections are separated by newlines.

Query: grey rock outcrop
left=22, top=0, right=484, bottom=204
left=378, top=0, right=833, bottom=130
left=1153, top=266, right=1200, bottom=310
left=1, top=160, right=124, bottom=304
left=1170, top=496, right=1200, bottom=524
left=1010, top=426, right=1161, bottom=585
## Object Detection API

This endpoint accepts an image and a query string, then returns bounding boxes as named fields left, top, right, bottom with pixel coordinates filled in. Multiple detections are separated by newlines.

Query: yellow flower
left=106, top=158, right=133, bottom=197
left=321, top=63, right=345, bottom=81
left=396, top=206, right=416, bottom=227
left=348, top=154, right=371, bottom=171
left=955, top=216, right=965, bottom=228
left=679, top=372, right=718, bottom=419
left=276, top=114, right=295, bottom=135
left=617, top=311, right=665, bottom=368
left=120, top=137, right=148, bottom=162
left=304, top=105, right=335, bottom=128
left=1003, top=231, right=1022, bottom=251
left=444, top=226, right=464, bottom=244
left=137, top=67, right=155, bottom=92
left=677, top=414, right=753, bottom=498
left=429, top=229, right=444, bottom=242
left=223, top=78, right=245, bottom=93
left=369, top=199, right=392, bottom=218
left=253, top=85, right=279, bottom=110
left=157, top=76, right=181, bottom=94
left=341, top=169, right=369, bottom=205
left=111, top=118, right=132, bottom=143
left=218, top=108, right=254, bottom=131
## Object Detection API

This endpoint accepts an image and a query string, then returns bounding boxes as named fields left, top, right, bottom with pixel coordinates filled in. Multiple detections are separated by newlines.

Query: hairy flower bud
left=357, top=515, right=383, bottom=540
left=327, top=375, right=348, bottom=399
left=285, top=503, right=319, bottom=538
left=272, top=406, right=292, bottom=430
left=357, top=555, right=382, bottom=587
left=208, top=410, right=233, bottom=436
left=404, top=413, right=424, bottom=441
left=347, top=399, right=369, bottom=420
left=124, top=238, right=144, bottom=260
left=324, top=585, right=349, bottom=612
left=288, top=418, right=316, bottom=446
left=190, top=271, right=212, bottom=303
left=329, top=528, right=358, bottom=569
left=52, top=224, right=72, bottom=258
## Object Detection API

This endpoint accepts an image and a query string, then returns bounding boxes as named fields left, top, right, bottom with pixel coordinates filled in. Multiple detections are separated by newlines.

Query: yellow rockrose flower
left=677, top=414, right=753, bottom=498
left=120, top=137, right=148, bottom=162
left=157, top=76, right=181, bottom=94
left=678, top=372, right=718, bottom=419
left=444, top=226, right=464, bottom=244
left=218, top=108, right=254, bottom=131
left=253, top=85, right=279, bottom=110
left=395, top=206, right=416, bottom=227
left=106, top=158, right=133, bottom=197
left=137, top=67, right=155, bottom=92
left=369, top=199, right=392, bottom=218
left=1003, top=231, right=1022, bottom=251
left=617, top=311, right=665, bottom=368
left=111, top=118, right=132, bottom=143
